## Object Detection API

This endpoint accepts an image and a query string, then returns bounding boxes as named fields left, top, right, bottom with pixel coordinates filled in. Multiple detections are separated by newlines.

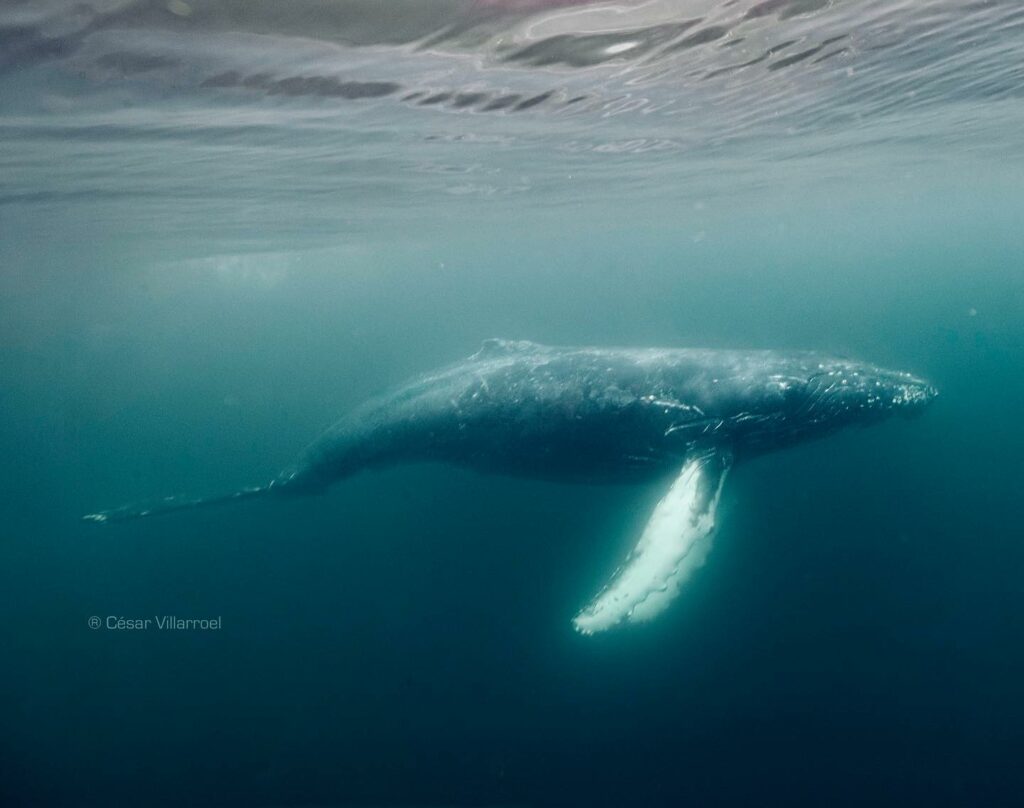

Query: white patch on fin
left=573, top=452, right=730, bottom=635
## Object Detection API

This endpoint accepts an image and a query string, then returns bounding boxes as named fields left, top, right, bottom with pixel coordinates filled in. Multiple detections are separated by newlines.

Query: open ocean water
left=1, top=1, right=1023, bottom=805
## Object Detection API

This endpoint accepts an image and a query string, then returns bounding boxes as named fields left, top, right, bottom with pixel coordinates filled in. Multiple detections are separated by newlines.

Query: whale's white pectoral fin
left=573, top=451, right=731, bottom=635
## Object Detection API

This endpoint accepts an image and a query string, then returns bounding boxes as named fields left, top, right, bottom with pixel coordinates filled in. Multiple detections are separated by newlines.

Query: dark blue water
left=2, top=1, right=1024, bottom=805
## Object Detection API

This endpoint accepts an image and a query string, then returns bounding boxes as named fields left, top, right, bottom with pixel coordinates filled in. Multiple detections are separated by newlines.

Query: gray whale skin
left=85, top=339, right=937, bottom=633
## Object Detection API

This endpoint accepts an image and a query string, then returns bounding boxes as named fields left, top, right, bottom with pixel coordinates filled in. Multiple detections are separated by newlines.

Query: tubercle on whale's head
left=791, top=358, right=939, bottom=430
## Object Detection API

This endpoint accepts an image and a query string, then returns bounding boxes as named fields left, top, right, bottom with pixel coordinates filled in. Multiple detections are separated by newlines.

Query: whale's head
left=790, top=358, right=938, bottom=433
left=721, top=354, right=938, bottom=456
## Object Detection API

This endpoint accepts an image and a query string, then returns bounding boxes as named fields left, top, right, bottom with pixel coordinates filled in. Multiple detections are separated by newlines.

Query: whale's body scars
left=573, top=450, right=731, bottom=635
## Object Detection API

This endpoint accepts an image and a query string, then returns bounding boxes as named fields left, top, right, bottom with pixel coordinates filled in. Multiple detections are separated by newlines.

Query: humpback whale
left=85, top=339, right=937, bottom=634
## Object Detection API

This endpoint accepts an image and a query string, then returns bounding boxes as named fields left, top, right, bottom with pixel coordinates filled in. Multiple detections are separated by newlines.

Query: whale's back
left=299, top=342, right=811, bottom=483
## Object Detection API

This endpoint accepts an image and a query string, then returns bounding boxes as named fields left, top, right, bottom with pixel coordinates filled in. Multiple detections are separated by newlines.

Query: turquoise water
left=2, top=1, right=1024, bottom=805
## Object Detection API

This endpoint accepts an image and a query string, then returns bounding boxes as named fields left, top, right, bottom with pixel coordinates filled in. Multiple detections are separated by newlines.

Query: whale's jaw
left=794, top=361, right=938, bottom=434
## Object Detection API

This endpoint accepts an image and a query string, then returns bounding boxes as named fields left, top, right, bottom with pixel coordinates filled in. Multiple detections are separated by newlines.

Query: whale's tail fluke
left=82, top=483, right=277, bottom=525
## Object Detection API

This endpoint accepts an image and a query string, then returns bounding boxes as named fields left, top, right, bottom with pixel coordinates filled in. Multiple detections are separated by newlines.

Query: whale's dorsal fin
left=573, top=450, right=732, bottom=634
left=473, top=338, right=540, bottom=359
